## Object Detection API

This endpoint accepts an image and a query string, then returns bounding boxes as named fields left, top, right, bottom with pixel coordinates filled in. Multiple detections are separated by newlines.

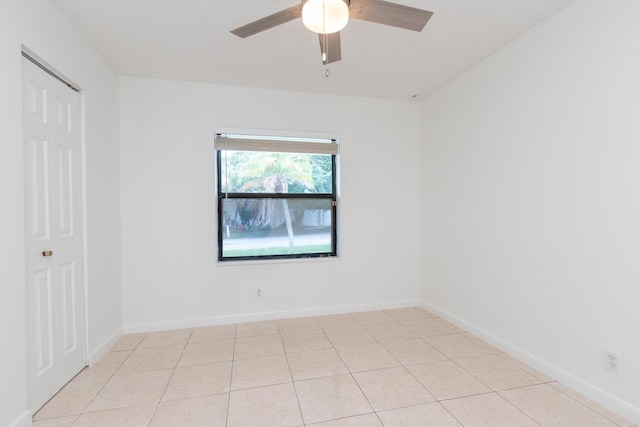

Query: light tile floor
left=33, top=307, right=636, bottom=427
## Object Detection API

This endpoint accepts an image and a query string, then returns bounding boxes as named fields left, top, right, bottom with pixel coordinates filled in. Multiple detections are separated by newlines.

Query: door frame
left=22, top=47, right=91, bottom=412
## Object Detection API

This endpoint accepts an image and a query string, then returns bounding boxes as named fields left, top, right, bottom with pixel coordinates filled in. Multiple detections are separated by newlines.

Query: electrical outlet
left=604, top=351, right=619, bottom=373
left=255, top=288, right=263, bottom=300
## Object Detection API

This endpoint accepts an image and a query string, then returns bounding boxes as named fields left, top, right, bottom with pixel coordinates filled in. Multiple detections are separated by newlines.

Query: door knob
left=42, top=250, right=53, bottom=257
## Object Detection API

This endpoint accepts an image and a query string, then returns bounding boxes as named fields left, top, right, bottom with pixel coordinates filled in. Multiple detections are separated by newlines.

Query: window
left=215, top=132, right=338, bottom=261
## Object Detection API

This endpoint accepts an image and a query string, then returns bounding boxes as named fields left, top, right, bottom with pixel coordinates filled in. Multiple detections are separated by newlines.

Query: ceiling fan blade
left=231, top=4, right=302, bottom=38
left=318, top=32, right=342, bottom=64
left=349, top=0, right=433, bottom=32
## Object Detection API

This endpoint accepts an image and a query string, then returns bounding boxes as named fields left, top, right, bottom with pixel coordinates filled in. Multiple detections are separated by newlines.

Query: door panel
left=23, top=56, right=87, bottom=413
left=29, top=136, right=51, bottom=240
left=60, top=261, right=78, bottom=356
left=33, top=268, right=54, bottom=375
left=57, top=145, right=74, bottom=237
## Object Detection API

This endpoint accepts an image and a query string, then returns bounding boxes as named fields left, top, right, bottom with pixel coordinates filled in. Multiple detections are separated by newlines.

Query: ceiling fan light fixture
left=302, top=0, right=349, bottom=34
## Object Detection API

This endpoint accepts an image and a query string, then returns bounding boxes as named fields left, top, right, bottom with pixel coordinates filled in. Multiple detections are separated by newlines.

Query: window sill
left=215, top=255, right=340, bottom=267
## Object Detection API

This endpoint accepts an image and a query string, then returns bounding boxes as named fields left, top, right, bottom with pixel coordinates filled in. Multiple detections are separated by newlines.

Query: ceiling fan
left=230, top=0, right=433, bottom=65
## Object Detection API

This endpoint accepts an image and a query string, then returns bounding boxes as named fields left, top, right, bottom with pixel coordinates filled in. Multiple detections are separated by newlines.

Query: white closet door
left=23, top=56, right=87, bottom=412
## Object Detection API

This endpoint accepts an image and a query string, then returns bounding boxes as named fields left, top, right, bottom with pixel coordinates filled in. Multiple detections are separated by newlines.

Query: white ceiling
left=51, top=0, right=574, bottom=100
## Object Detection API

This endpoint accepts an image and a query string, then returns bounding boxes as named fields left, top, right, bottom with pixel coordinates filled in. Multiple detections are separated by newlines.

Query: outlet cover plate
left=604, top=351, right=619, bottom=373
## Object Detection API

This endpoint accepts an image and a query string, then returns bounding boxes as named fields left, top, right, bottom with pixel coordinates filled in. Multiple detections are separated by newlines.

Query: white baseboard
left=8, top=410, right=32, bottom=427
left=422, top=300, right=640, bottom=425
left=88, top=327, right=123, bottom=365
left=123, top=299, right=421, bottom=333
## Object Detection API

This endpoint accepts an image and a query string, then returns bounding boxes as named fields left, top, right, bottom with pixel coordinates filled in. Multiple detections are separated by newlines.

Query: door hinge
left=332, top=200, right=337, bottom=207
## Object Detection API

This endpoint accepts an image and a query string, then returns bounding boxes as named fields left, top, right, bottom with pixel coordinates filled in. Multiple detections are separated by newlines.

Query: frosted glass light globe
left=302, top=0, right=349, bottom=34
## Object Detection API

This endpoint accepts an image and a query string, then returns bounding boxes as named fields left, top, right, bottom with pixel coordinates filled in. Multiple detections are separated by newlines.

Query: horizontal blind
left=215, top=133, right=339, bottom=155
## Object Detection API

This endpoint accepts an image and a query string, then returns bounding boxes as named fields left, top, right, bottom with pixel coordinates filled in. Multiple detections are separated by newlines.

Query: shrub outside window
left=215, top=133, right=338, bottom=261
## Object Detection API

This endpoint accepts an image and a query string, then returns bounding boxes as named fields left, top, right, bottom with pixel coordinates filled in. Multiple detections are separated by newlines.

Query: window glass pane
left=221, top=198, right=334, bottom=258
left=220, top=151, right=333, bottom=194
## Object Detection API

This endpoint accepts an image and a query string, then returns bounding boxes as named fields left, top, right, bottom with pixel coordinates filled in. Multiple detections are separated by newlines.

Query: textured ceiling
left=51, top=0, right=574, bottom=99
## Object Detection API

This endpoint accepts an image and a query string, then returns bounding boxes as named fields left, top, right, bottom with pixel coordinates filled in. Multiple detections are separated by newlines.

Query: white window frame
left=215, top=130, right=339, bottom=262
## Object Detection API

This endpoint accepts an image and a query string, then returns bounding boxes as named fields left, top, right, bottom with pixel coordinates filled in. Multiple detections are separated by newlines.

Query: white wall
left=0, top=2, right=29, bottom=426
left=0, top=1, right=121, bottom=425
left=119, top=77, right=422, bottom=330
left=421, top=0, right=640, bottom=421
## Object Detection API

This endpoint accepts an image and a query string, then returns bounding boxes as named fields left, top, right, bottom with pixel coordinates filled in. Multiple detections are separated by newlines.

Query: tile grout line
left=388, top=320, right=518, bottom=427
left=409, top=338, right=547, bottom=426
left=366, top=309, right=466, bottom=426
left=61, top=333, right=146, bottom=425
left=396, top=339, right=470, bottom=426
left=546, top=382, right=631, bottom=427
left=345, top=313, right=450, bottom=425
left=224, top=323, right=238, bottom=427
left=280, top=322, right=307, bottom=426
left=56, top=309, right=634, bottom=427
left=67, top=340, right=139, bottom=424
left=336, top=313, right=397, bottom=425
left=146, top=329, right=194, bottom=427
left=318, top=312, right=378, bottom=426
left=493, top=390, right=544, bottom=427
